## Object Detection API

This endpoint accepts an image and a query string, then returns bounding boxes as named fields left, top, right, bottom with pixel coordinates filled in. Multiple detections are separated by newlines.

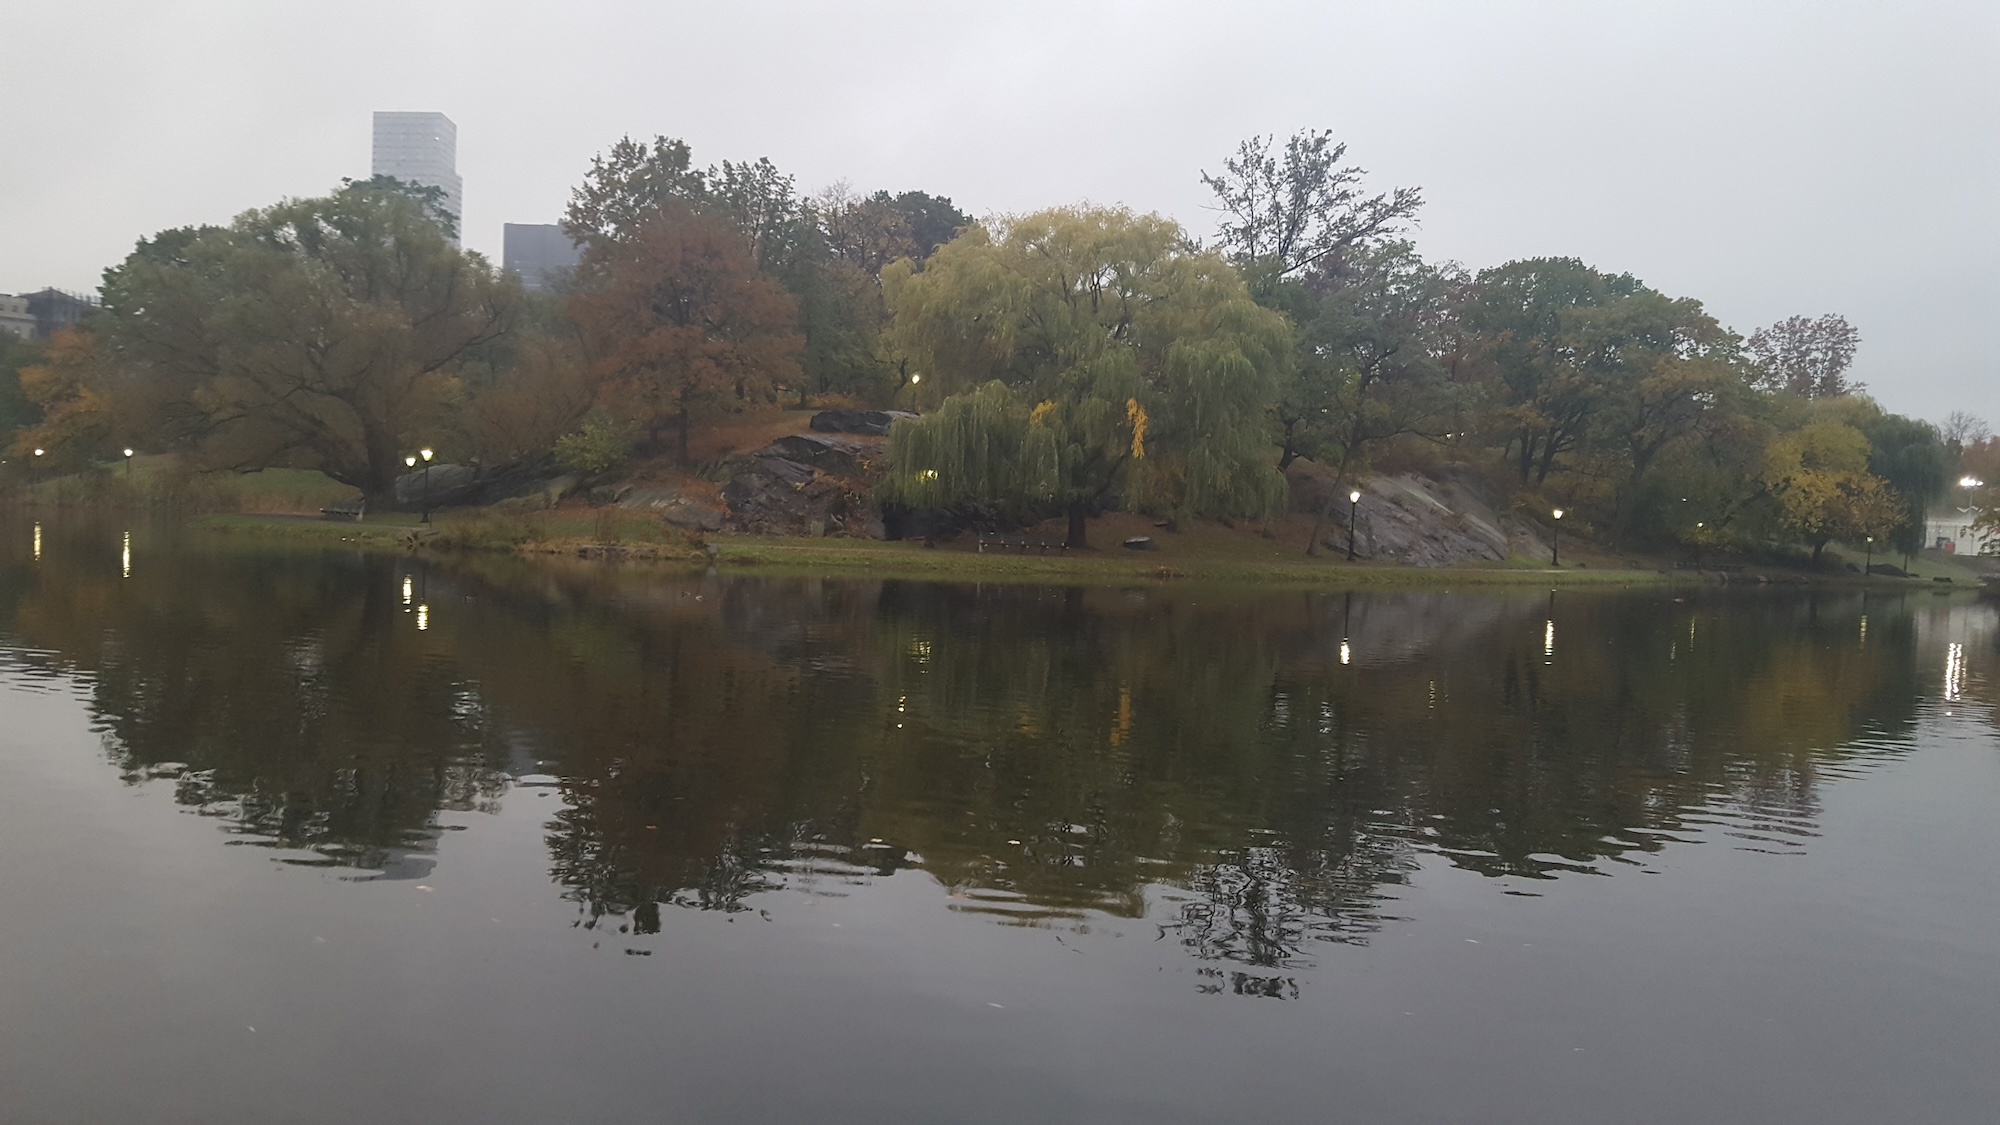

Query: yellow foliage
left=1126, top=398, right=1147, bottom=460
left=1029, top=400, right=1055, bottom=428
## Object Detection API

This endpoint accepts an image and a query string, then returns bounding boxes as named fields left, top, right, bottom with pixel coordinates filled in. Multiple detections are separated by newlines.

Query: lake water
left=1, top=519, right=1996, bottom=1124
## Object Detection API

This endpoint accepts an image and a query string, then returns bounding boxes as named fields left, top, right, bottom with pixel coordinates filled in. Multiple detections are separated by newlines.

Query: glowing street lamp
left=1345, top=489, right=1362, bottom=562
left=31, top=447, right=43, bottom=489
left=1865, top=534, right=1874, bottom=576
left=123, top=448, right=135, bottom=476
left=1551, top=507, right=1566, bottom=567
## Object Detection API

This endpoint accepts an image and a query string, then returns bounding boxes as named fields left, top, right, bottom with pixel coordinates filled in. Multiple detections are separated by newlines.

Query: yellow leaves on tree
left=1761, top=419, right=1903, bottom=560
left=13, top=331, right=117, bottom=467
left=1126, top=398, right=1147, bottom=460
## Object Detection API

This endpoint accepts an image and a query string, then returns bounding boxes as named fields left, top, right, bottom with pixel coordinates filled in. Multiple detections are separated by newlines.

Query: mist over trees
left=2, top=126, right=1973, bottom=561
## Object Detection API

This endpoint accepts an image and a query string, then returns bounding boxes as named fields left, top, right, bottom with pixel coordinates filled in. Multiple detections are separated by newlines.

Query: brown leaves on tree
left=571, top=203, right=803, bottom=465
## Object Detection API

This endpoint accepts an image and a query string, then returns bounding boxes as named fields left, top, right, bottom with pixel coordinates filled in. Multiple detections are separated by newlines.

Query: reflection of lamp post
left=1865, top=535, right=1874, bottom=576
left=1551, top=507, right=1566, bottom=567
left=123, top=448, right=134, bottom=476
left=1345, top=489, right=1362, bottom=562
left=420, top=447, right=435, bottom=523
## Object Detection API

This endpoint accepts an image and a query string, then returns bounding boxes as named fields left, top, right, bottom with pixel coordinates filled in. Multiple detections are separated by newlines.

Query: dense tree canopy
left=570, top=202, right=802, bottom=464
left=881, top=206, right=1289, bottom=545
left=3, top=123, right=1967, bottom=568
left=48, top=181, right=519, bottom=498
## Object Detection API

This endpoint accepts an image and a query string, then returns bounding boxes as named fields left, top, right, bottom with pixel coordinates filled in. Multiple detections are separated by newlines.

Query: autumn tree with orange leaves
left=570, top=202, right=803, bottom=465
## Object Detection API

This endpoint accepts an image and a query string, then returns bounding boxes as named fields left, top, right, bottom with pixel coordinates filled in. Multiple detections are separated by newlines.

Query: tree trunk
left=1065, top=502, right=1089, bottom=549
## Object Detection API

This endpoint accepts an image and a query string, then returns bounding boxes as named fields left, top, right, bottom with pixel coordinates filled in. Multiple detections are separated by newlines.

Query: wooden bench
left=976, top=534, right=1067, bottom=554
left=320, top=497, right=366, bottom=521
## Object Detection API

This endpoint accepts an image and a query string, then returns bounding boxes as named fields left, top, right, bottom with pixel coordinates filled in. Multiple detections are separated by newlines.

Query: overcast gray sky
left=4, top=0, right=1994, bottom=424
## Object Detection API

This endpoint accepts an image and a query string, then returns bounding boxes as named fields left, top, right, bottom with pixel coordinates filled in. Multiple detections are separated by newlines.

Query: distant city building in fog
left=0, top=295, right=32, bottom=340
left=0, top=288, right=98, bottom=340
left=372, top=111, right=462, bottom=242
left=503, top=224, right=582, bottom=292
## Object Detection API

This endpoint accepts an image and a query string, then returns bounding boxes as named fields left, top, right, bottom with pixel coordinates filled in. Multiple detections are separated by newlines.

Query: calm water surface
left=1, top=519, right=1996, bottom=1123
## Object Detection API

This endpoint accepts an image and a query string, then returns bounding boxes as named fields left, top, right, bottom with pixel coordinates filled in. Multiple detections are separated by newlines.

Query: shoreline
left=169, top=512, right=1996, bottom=593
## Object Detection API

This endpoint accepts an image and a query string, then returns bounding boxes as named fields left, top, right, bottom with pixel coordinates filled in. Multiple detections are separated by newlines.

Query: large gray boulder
left=809, top=409, right=916, bottom=436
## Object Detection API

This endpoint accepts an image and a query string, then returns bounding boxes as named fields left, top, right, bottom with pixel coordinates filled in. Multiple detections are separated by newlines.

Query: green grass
left=192, top=513, right=427, bottom=547
left=18, top=459, right=355, bottom=513
left=708, top=535, right=1680, bottom=589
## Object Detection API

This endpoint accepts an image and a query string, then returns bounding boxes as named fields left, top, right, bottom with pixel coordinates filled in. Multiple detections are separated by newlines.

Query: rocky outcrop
left=391, top=463, right=481, bottom=509
left=612, top=486, right=727, bottom=532
left=1290, top=464, right=1551, bottom=567
left=719, top=434, right=885, bottom=538
left=810, top=409, right=916, bottom=436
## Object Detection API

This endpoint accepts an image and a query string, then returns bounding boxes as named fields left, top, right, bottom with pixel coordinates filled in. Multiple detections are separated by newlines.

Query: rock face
left=1290, top=465, right=1551, bottom=567
left=612, top=486, right=727, bottom=532
left=809, top=409, right=916, bottom=436
left=720, top=433, right=885, bottom=538
left=391, top=463, right=481, bottom=508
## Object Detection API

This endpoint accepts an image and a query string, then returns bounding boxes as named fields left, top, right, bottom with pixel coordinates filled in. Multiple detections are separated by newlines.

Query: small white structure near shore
left=1925, top=510, right=1994, bottom=556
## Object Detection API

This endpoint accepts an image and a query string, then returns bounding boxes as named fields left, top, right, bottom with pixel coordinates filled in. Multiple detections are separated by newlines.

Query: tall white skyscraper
left=371, top=111, right=462, bottom=241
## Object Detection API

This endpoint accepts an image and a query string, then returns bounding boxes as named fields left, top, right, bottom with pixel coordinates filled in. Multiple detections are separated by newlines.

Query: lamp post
left=1345, top=489, right=1362, bottom=562
left=123, top=448, right=134, bottom=477
left=1551, top=507, right=1566, bottom=567
left=1864, top=535, right=1874, bottom=576
left=405, top=455, right=417, bottom=518
left=31, top=448, right=43, bottom=490
left=420, top=447, right=435, bottom=523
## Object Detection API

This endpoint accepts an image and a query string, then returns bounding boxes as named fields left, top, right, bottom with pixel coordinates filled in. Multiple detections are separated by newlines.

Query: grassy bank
left=708, top=535, right=1679, bottom=589
left=180, top=509, right=1988, bottom=593
left=190, top=508, right=708, bottom=564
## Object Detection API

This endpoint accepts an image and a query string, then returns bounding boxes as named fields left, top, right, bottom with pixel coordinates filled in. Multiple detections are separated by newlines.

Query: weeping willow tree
left=880, top=206, right=1288, bottom=547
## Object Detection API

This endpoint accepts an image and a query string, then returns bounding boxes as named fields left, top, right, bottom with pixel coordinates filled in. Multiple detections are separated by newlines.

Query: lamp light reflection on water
left=1859, top=615, right=1868, bottom=645
left=32, top=523, right=41, bottom=562
left=1944, top=642, right=1965, bottom=702
left=416, top=604, right=429, bottom=631
left=403, top=576, right=413, bottom=606
left=121, top=531, right=131, bottom=579
left=1544, top=619, right=1556, bottom=657
left=1339, top=639, right=1351, bottom=666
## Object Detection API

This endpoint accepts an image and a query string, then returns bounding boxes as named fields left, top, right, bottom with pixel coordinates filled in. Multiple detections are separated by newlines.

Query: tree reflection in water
left=0, top=521, right=1961, bottom=980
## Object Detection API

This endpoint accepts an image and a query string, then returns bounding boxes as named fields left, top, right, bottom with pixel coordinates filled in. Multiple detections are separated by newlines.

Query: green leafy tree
left=1202, top=129, right=1424, bottom=295
left=1747, top=314, right=1861, bottom=399
left=97, top=181, right=519, bottom=500
left=1458, top=258, right=1644, bottom=486
left=562, top=135, right=707, bottom=251
left=1274, top=242, right=1461, bottom=473
left=1853, top=406, right=1948, bottom=557
left=882, top=206, right=1288, bottom=546
left=871, top=190, right=969, bottom=261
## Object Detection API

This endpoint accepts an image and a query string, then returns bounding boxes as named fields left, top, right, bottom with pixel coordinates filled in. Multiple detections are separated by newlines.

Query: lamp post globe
left=1551, top=508, right=1566, bottom=567
left=123, top=448, right=134, bottom=476
left=1865, top=535, right=1874, bottom=576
